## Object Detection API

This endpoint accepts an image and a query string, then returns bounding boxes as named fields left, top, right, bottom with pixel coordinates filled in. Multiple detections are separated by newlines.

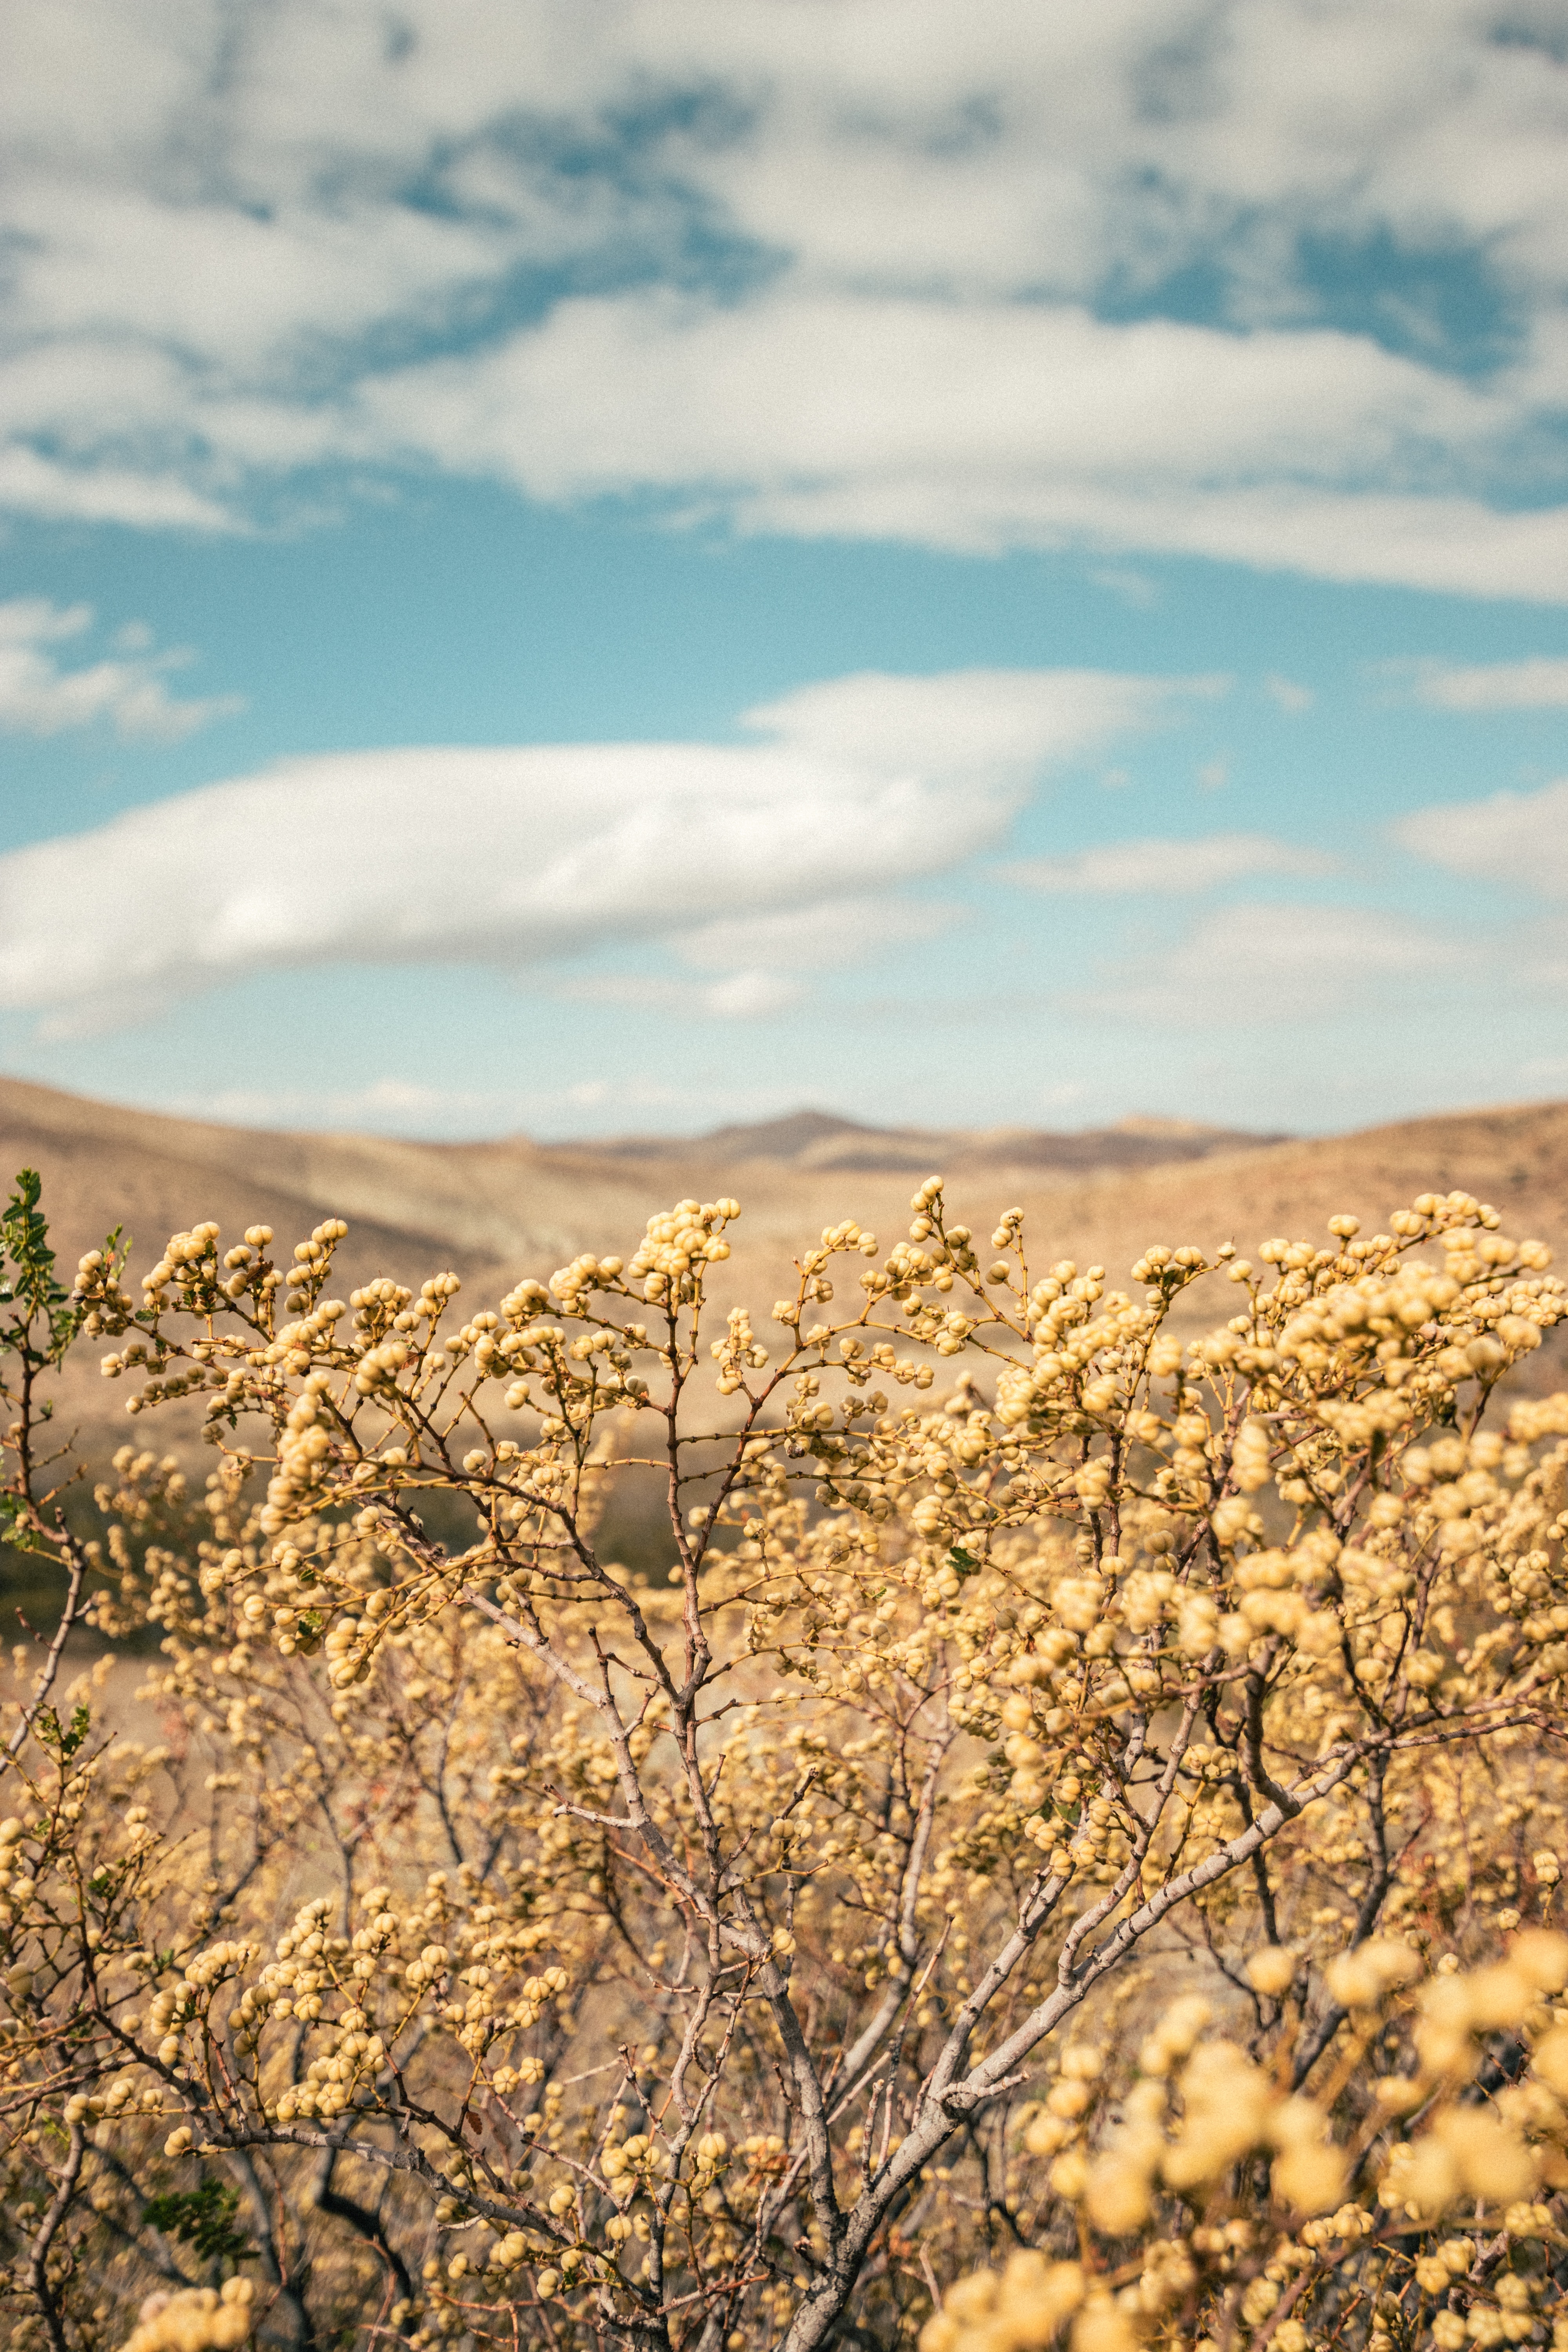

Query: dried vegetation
left=0, top=1157, right=1566, bottom=2352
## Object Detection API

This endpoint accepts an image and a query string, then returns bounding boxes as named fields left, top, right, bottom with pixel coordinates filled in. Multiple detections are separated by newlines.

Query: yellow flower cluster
left=626, top=1197, right=737, bottom=1303
left=2, top=1160, right=1568, bottom=2349
left=929, top=1948, right=1568, bottom=2352
left=119, top=2279, right=254, bottom=2352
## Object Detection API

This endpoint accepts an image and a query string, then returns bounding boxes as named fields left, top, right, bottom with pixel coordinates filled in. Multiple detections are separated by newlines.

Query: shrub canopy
left=0, top=1167, right=1566, bottom=2351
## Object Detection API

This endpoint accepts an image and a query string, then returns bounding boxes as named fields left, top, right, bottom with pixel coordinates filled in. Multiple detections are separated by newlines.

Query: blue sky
left=2, top=2, right=1566, bottom=1141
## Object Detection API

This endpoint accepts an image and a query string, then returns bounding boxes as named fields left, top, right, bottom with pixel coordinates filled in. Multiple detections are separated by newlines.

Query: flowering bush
left=1, top=1160, right=1567, bottom=2350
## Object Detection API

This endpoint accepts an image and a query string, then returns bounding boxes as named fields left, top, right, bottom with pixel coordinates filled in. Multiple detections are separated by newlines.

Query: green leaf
left=36, top=1704, right=91, bottom=1758
left=143, top=2180, right=256, bottom=2265
left=1, top=1171, right=81, bottom=1364
left=0, top=1493, right=52, bottom=1559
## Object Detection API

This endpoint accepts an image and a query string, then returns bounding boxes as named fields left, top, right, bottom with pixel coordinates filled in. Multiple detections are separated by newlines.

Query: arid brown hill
left=5, top=1074, right=1566, bottom=1454
left=592, top=1107, right=1283, bottom=1174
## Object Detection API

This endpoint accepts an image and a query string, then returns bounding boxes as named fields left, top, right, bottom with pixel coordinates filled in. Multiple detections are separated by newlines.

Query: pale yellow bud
left=1272, top=2138, right=1348, bottom=2214
left=1533, top=2025, right=1568, bottom=2098
left=1083, top=2153, right=1153, bottom=2234
left=1462, top=1962, right=1537, bottom=2031
left=1325, top=1938, right=1421, bottom=2010
left=1393, top=2135, right=1461, bottom=2217
left=1511, top=1929, right=1568, bottom=1992
left=995, top=2254, right=1084, bottom=2343
left=1246, top=1947, right=1298, bottom=1998
left=1434, top=2107, right=1537, bottom=2205
left=1072, top=2293, right=1140, bottom=2352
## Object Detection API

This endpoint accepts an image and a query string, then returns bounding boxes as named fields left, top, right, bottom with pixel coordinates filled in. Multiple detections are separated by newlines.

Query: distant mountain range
left=590, top=1107, right=1287, bottom=1174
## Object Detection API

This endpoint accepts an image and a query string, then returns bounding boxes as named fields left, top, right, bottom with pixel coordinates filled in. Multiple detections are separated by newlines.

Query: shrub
left=1, top=1166, right=1566, bottom=2349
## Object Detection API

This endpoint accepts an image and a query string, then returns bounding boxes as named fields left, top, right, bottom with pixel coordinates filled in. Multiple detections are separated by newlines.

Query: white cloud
left=1076, top=900, right=1468, bottom=1024
left=0, top=2, right=1565, bottom=592
left=744, top=665, right=1224, bottom=775
left=0, top=442, right=235, bottom=532
left=0, top=662, right=1203, bottom=1026
left=361, top=292, right=1568, bottom=591
left=161, top=1070, right=724, bottom=1134
left=0, top=598, right=243, bottom=740
left=1008, top=833, right=1332, bottom=895
left=1091, top=568, right=1159, bottom=609
left=559, top=970, right=807, bottom=1021
left=1265, top=674, right=1314, bottom=713
left=673, top=895, right=958, bottom=971
left=1408, top=656, right=1568, bottom=710
left=0, top=598, right=92, bottom=643
left=389, top=292, right=1452, bottom=495
left=1394, top=775, right=1568, bottom=895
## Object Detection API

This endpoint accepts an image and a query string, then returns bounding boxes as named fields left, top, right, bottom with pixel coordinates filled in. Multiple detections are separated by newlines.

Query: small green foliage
left=0, top=1499, right=55, bottom=1558
left=142, top=2179, right=256, bottom=2266
left=36, top=1704, right=91, bottom=1759
left=0, top=1170, right=80, bottom=1366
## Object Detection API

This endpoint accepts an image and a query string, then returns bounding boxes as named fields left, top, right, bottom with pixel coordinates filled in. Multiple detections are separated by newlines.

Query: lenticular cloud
left=0, top=666, right=1208, bottom=1030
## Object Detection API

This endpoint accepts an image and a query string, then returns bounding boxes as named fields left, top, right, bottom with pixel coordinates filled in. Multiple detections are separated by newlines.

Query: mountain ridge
left=586, top=1106, right=1287, bottom=1172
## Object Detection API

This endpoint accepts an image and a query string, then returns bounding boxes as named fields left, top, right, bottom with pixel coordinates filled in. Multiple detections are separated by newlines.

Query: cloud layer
left=1008, top=832, right=1331, bottom=895
left=0, top=665, right=1203, bottom=1028
left=1073, top=903, right=1480, bottom=1027
left=1410, top=657, right=1568, bottom=711
left=1396, top=775, right=1568, bottom=897
left=4, top=1, right=1566, bottom=592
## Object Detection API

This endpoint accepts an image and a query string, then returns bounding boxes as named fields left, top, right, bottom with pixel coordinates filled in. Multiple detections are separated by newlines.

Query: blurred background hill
left=7, top=1073, right=1568, bottom=1448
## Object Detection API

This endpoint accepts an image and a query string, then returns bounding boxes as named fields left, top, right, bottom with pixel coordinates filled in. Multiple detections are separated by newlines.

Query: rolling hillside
left=5, top=1074, right=1567, bottom=1457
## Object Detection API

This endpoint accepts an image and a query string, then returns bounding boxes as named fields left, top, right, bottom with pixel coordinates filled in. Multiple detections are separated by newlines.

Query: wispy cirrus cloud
left=556, top=971, right=808, bottom=1023
left=1007, top=833, right=1332, bottom=895
left=1073, top=901, right=1478, bottom=1026
left=673, top=897, right=960, bottom=974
